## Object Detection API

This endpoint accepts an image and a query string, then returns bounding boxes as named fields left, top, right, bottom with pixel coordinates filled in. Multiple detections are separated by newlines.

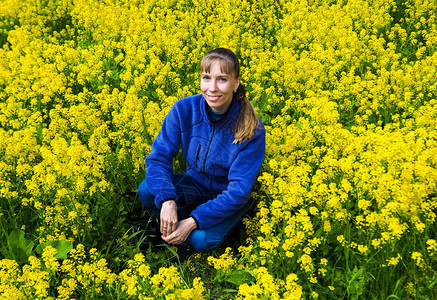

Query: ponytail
left=232, top=83, right=260, bottom=144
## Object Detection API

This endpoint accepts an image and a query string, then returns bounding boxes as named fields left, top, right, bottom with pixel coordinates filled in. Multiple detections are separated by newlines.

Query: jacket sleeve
left=190, top=125, right=266, bottom=229
left=145, top=105, right=181, bottom=208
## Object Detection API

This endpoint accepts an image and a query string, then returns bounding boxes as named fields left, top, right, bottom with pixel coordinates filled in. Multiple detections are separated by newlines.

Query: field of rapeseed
left=0, top=0, right=436, bottom=298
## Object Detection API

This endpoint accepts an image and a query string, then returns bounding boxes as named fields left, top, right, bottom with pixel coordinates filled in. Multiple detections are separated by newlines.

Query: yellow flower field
left=0, top=0, right=436, bottom=298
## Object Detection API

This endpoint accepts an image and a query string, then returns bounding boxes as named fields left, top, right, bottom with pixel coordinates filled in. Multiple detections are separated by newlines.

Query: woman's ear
left=234, top=78, right=240, bottom=92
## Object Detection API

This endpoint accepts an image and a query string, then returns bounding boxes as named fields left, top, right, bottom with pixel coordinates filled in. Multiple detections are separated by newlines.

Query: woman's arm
left=145, top=105, right=182, bottom=208
left=145, top=104, right=182, bottom=236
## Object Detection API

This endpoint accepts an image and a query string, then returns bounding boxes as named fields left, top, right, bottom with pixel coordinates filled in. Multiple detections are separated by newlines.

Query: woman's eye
left=202, top=75, right=210, bottom=80
left=219, top=78, right=227, bottom=82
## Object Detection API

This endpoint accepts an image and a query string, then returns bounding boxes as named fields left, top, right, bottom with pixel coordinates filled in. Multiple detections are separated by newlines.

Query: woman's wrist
left=189, top=215, right=199, bottom=229
left=160, top=198, right=176, bottom=207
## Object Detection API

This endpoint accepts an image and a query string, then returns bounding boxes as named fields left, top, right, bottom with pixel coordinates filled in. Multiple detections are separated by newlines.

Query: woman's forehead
left=201, top=57, right=235, bottom=76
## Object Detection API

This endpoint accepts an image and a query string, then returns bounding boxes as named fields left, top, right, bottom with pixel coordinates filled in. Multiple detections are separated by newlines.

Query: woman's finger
left=170, top=222, right=178, bottom=234
left=161, top=219, right=176, bottom=235
left=162, top=232, right=180, bottom=245
left=161, top=222, right=171, bottom=236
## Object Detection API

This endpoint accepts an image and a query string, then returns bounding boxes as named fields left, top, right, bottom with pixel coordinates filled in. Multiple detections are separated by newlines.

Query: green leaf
left=7, top=229, right=34, bottom=263
left=35, top=240, right=73, bottom=260
left=222, top=289, right=238, bottom=293
left=225, top=269, right=256, bottom=286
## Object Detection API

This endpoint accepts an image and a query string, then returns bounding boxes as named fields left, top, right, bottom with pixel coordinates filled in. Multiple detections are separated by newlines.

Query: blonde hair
left=200, top=48, right=260, bottom=143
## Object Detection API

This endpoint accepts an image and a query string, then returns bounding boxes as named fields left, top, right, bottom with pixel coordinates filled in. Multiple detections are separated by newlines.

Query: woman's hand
left=162, top=217, right=197, bottom=245
left=160, top=200, right=178, bottom=237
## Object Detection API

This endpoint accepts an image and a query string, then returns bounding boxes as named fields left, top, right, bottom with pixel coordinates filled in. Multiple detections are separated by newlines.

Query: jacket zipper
left=203, top=125, right=216, bottom=174
left=195, top=144, right=202, bottom=168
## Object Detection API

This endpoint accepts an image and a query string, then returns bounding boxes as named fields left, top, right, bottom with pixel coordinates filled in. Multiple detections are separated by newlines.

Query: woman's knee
left=138, top=179, right=155, bottom=207
left=188, top=202, right=254, bottom=252
left=189, top=230, right=221, bottom=252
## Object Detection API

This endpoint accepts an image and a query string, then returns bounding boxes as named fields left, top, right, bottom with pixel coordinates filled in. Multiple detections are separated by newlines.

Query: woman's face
left=201, top=60, right=240, bottom=114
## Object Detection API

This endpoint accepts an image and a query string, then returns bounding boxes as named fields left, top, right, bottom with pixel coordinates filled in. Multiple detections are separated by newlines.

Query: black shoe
left=126, top=212, right=163, bottom=249
left=128, top=215, right=159, bottom=234
left=171, top=244, right=196, bottom=264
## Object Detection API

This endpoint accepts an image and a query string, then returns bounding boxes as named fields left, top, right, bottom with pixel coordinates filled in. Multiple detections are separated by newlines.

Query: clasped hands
left=160, top=200, right=197, bottom=245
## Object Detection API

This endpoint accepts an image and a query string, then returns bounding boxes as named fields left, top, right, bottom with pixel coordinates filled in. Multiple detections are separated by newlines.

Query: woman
left=138, top=48, right=265, bottom=261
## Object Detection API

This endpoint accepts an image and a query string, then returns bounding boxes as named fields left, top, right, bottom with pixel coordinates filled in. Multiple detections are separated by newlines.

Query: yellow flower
left=426, top=239, right=437, bottom=254
left=42, top=246, right=60, bottom=272
left=384, top=254, right=402, bottom=267
left=207, top=247, right=236, bottom=271
left=411, top=252, right=425, bottom=268
left=358, top=245, right=368, bottom=254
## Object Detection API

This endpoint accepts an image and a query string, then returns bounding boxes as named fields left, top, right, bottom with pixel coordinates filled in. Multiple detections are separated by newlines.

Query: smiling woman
left=137, top=48, right=266, bottom=262
left=200, top=55, right=240, bottom=114
left=201, top=63, right=239, bottom=114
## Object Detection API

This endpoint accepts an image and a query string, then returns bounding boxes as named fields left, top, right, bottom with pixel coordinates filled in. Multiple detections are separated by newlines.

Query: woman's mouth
left=207, top=95, right=221, bottom=101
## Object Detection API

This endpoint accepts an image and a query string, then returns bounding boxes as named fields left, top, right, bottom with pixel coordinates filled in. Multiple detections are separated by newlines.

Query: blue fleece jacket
left=145, top=94, right=265, bottom=229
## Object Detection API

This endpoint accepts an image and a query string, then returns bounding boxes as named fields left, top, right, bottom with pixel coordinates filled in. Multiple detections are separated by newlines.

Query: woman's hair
left=200, top=48, right=260, bottom=143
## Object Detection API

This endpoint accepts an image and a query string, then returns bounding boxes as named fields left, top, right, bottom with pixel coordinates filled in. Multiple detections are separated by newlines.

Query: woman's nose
left=209, top=81, right=218, bottom=91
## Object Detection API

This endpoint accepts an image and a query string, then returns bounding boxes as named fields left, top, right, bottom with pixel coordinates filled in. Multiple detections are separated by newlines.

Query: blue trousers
left=138, top=173, right=254, bottom=252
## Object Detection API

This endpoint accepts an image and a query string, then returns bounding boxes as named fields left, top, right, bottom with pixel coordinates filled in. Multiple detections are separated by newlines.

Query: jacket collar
left=201, top=94, right=241, bottom=128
